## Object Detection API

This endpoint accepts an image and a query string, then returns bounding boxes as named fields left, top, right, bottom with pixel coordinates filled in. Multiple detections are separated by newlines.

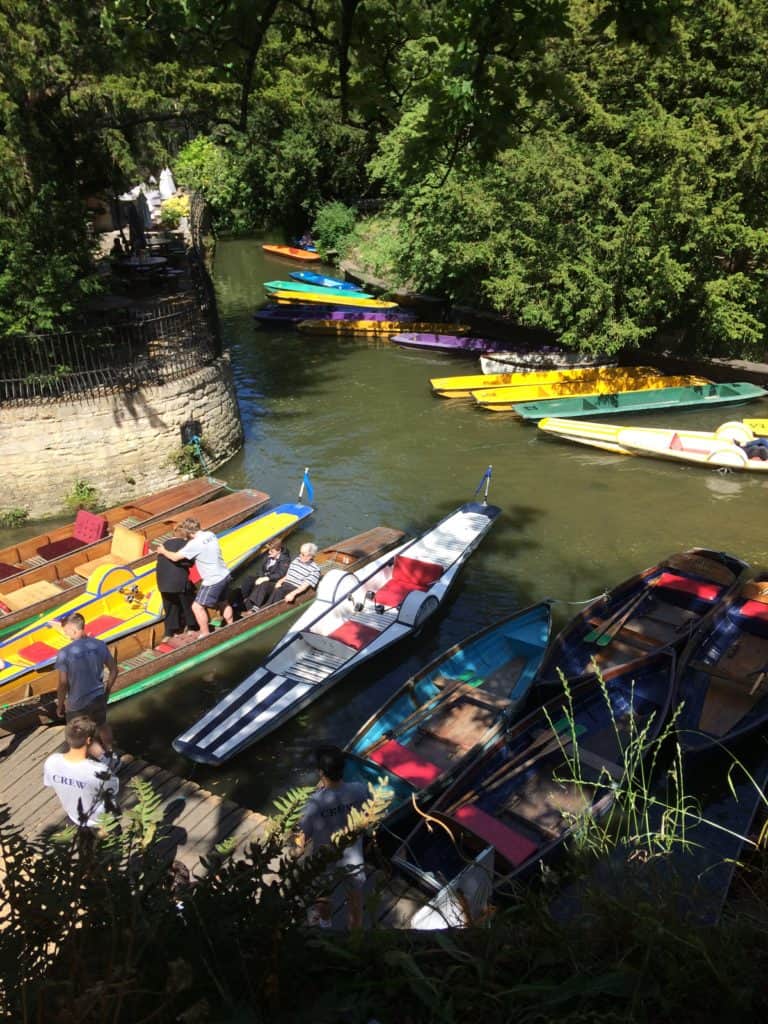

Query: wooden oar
left=594, top=583, right=658, bottom=648
left=584, top=588, right=646, bottom=644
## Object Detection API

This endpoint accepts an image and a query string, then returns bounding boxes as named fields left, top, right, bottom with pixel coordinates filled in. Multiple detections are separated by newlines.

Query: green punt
left=514, top=382, right=767, bottom=422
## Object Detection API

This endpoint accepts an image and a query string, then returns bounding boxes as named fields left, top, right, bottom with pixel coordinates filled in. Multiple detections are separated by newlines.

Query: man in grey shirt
left=156, top=517, right=233, bottom=636
left=297, top=745, right=368, bottom=929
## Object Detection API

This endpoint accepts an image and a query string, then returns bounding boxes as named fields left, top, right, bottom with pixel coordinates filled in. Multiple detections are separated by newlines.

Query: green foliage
left=0, top=507, right=29, bottom=529
left=159, top=195, right=190, bottom=229
left=312, top=202, right=358, bottom=258
left=63, top=478, right=102, bottom=513
left=169, top=437, right=212, bottom=477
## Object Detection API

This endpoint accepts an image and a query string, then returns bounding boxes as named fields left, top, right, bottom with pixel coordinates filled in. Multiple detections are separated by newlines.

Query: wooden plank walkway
left=0, top=725, right=267, bottom=874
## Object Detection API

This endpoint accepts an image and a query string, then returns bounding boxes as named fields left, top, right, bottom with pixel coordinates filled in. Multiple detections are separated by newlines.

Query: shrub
left=312, top=202, right=358, bottom=258
left=0, top=507, right=29, bottom=528
left=63, top=478, right=101, bottom=512
left=159, top=195, right=190, bottom=229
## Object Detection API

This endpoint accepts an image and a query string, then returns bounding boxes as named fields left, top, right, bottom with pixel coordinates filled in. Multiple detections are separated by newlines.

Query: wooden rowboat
left=675, top=572, right=768, bottom=751
left=0, top=477, right=226, bottom=591
left=297, top=320, right=468, bottom=336
left=538, top=417, right=768, bottom=470
left=174, top=498, right=501, bottom=765
left=391, top=650, right=676, bottom=897
left=473, top=373, right=711, bottom=412
left=262, top=244, right=321, bottom=262
left=431, top=365, right=657, bottom=399
left=0, top=502, right=314, bottom=703
left=271, top=288, right=399, bottom=309
left=534, top=549, right=748, bottom=688
left=0, top=490, right=270, bottom=638
left=344, top=602, right=552, bottom=814
left=515, top=382, right=767, bottom=421
left=0, top=526, right=406, bottom=735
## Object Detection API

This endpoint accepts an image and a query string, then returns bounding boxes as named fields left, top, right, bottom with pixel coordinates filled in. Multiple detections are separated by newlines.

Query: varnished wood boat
left=391, top=650, right=677, bottom=898
left=0, top=527, right=406, bottom=735
left=534, top=549, right=749, bottom=688
left=675, top=572, right=768, bottom=750
left=0, top=477, right=226, bottom=590
left=0, top=490, right=269, bottom=637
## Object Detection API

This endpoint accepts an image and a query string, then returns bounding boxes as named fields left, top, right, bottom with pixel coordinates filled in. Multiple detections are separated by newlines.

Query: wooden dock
left=0, top=725, right=267, bottom=872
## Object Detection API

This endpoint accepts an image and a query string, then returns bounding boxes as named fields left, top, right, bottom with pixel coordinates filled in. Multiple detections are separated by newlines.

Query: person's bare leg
left=191, top=601, right=210, bottom=636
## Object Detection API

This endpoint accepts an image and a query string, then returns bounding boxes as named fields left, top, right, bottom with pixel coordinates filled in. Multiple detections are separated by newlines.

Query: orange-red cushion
left=374, top=579, right=418, bottom=607
left=36, top=536, right=86, bottom=560
left=669, top=432, right=684, bottom=451
left=73, top=509, right=108, bottom=544
left=0, top=562, right=19, bottom=581
left=369, top=739, right=442, bottom=787
left=188, top=565, right=201, bottom=585
left=329, top=621, right=381, bottom=651
left=737, top=600, right=768, bottom=622
left=86, top=615, right=124, bottom=636
left=392, top=555, right=443, bottom=588
left=19, top=641, right=58, bottom=663
left=655, top=572, right=723, bottom=602
left=452, top=803, right=539, bottom=866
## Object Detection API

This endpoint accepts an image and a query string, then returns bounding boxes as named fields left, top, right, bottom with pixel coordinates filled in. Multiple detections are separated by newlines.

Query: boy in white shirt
left=43, top=716, right=119, bottom=829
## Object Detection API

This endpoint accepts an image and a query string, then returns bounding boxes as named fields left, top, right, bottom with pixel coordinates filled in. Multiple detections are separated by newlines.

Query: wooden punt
left=391, top=650, right=676, bottom=898
left=0, top=490, right=270, bottom=638
left=0, top=477, right=226, bottom=590
left=533, top=549, right=749, bottom=688
left=0, top=502, right=314, bottom=704
left=472, top=373, right=711, bottom=412
left=0, top=526, right=406, bottom=735
left=297, top=320, right=469, bottom=336
left=344, top=602, right=552, bottom=815
left=675, top=572, right=768, bottom=750
left=430, top=365, right=655, bottom=399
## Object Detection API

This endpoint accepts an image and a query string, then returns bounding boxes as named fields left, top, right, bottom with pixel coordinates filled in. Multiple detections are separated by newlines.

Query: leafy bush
left=63, top=478, right=102, bottom=512
left=159, top=195, right=190, bottom=229
left=0, top=507, right=29, bottom=529
left=312, top=202, right=358, bottom=258
left=168, top=437, right=212, bottom=477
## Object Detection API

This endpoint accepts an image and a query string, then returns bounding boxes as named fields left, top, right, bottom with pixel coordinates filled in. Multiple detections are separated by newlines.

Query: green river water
left=6, top=236, right=768, bottom=813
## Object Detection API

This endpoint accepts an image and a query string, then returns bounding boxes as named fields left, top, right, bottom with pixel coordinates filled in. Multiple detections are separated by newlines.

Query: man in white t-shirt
left=156, top=517, right=233, bottom=636
left=43, top=716, right=119, bottom=829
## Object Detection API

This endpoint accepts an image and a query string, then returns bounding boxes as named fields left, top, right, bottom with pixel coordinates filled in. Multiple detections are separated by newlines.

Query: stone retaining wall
left=0, top=353, right=243, bottom=520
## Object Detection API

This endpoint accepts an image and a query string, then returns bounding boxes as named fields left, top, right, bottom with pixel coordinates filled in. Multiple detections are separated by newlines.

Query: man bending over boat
left=156, top=517, right=233, bottom=637
left=43, top=715, right=119, bottom=830
left=296, top=745, right=368, bottom=929
left=55, top=612, right=119, bottom=771
left=266, top=542, right=320, bottom=606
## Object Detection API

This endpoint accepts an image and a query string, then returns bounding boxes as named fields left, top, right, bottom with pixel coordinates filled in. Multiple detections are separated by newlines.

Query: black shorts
left=67, top=696, right=108, bottom=726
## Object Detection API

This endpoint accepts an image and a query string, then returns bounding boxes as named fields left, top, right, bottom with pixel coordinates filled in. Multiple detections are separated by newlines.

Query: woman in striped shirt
left=266, top=543, right=321, bottom=605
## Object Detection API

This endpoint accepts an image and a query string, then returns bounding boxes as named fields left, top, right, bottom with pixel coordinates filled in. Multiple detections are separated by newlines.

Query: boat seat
left=36, top=510, right=108, bottom=561
left=574, top=746, right=624, bottom=780
left=0, top=562, right=20, bottom=581
left=375, top=555, right=444, bottom=608
left=73, top=525, right=148, bottom=578
left=328, top=620, right=382, bottom=652
left=654, top=572, right=723, bottom=602
left=301, top=631, right=359, bottom=659
left=369, top=738, right=443, bottom=787
left=85, top=614, right=124, bottom=636
left=18, top=641, right=60, bottom=664
left=0, top=579, right=63, bottom=611
left=451, top=803, right=539, bottom=866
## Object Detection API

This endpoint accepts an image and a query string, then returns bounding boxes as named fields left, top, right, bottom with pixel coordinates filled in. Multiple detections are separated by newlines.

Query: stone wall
left=0, top=353, right=243, bottom=520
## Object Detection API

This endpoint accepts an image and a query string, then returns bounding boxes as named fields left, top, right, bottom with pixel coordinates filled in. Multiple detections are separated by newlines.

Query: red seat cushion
left=737, top=600, right=768, bottom=622
left=369, top=739, right=442, bottom=787
left=19, top=641, right=59, bottom=663
left=188, top=565, right=201, bottom=585
left=72, top=510, right=109, bottom=544
left=36, top=536, right=86, bottom=561
left=451, top=803, right=539, bottom=866
left=392, top=555, right=444, bottom=588
left=655, top=572, right=723, bottom=602
left=329, top=621, right=381, bottom=651
left=669, top=432, right=684, bottom=451
left=85, top=614, right=124, bottom=636
left=0, top=562, right=19, bottom=581
left=374, top=578, right=419, bottom=607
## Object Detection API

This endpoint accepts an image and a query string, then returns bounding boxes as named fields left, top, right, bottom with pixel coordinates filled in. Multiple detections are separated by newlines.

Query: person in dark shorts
left=296, top=745, right=368, bottom=929
left=156, top=523, right=198, bottom=639
left=242, top=541, right=291, bottom=611
left=55, top=612, right=119, bottom=769
left=156, top=517, right=233, bottom=636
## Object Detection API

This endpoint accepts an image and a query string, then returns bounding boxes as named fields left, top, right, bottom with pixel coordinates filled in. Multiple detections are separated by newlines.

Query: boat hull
left=392, top=334, right=508, bottom=354
left=271, top=289, right=398, bottom=309
left=480, top=350, right=616, bottom=374
left=297, top=320, right=464, bottom=336
left=262, top=244, right=321, bottom=262
left=264, top=280, right=374, bottom=299
left=474, top=374, right=711, bottom=412
left=431, top=365, right=659, bottom=399
left=173, top=500, right=501, bottom=765
left=289, top=271, right=362, bottom=291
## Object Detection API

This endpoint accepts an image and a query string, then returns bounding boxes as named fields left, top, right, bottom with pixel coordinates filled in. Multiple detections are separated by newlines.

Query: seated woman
left=266, top=543, right=321, bottom=606
left=242, top=541, right=291, bottom=610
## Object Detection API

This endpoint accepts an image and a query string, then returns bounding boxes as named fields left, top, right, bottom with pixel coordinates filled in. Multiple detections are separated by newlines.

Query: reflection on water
left=6, top=236, right=768, bottom=813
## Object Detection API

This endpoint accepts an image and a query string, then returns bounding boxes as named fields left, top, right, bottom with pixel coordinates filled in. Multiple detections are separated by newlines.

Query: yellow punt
left=743, top=419, right=768, bottom=436
left=431, top=364, right=653, bottom=399
left=270, top=289, right=398, bottom=310
left=297, top=320, right=470, bottom=336
left=473, top=373, right=711, bottom=411
left=538, top=417, right=768, bottom=470
left=0, top=505, right=309, bottom=693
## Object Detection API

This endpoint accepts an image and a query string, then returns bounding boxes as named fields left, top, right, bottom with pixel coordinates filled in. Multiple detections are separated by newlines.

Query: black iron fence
left=0, top=298, right=218, bottom=404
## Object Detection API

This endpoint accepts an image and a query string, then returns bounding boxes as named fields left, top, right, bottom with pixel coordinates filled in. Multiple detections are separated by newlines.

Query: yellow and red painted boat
left=262, top=244, right=322, bottom=262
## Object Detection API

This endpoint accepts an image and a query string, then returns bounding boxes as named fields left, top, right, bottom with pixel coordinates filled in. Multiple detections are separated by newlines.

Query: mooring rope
left=543, top=590, right=610, bottom=607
